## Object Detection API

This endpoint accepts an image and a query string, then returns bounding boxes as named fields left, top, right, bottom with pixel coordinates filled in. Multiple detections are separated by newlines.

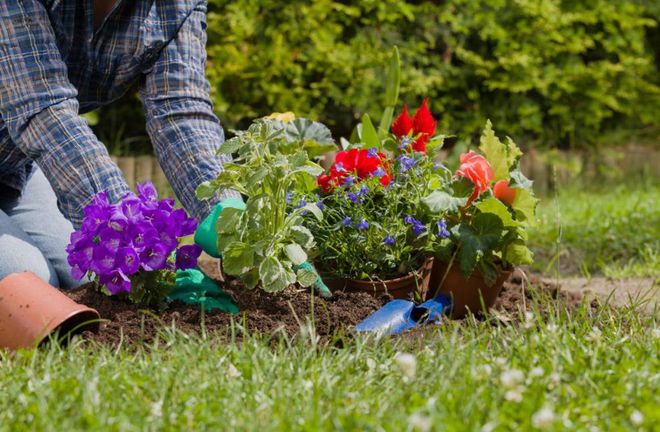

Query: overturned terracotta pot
left=0, top=272, right=100, bottom=351
left=428, top=260, right=511, bottom=319
left=325, top=258, right=434, bottom=300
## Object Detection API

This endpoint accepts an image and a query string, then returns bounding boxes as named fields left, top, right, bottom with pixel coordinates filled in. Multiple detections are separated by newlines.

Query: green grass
left=529, top=180, right=660, bottom=278
left=1, top=302, right=658, bottom=431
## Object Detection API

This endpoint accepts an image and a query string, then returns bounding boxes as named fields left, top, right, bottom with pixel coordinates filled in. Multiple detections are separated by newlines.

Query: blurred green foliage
left=95, top=0, right=659, bottom=154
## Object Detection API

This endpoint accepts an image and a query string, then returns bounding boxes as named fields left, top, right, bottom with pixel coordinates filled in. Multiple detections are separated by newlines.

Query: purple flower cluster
left=437, top=219, right=450, bottom=238
left=66, top=182, right=202, bottom=295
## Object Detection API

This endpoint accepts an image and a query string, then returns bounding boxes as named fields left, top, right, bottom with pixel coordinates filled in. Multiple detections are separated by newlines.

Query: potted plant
left=302, top=99, right=451, bottom=299
left=422, top=121, right=539, bottom=318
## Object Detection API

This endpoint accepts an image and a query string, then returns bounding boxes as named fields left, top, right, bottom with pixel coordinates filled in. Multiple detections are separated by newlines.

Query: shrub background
left=95, top=0, right=660, bottom=154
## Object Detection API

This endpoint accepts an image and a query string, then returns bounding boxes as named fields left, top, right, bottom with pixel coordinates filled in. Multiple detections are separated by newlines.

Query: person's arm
left=139, top=3, right=240, bottom=222
left=0, top=1, right=130, bottom=227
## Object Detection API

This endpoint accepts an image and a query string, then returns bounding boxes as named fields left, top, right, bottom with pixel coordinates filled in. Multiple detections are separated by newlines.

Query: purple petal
left=90, top=246, right=117, bottom=276
left=175, top=244, right=202, bottom=270
left=137, top=181, right=158, bottom=202
left=99, top=270, right=131, bottom=295
left=117, top=247, right=140, bottom=275
left=141, top=243, right=170, bottom=271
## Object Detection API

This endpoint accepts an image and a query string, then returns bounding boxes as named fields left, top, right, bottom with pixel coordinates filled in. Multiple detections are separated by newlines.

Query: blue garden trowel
left=354, top=295, right=453, bottom=335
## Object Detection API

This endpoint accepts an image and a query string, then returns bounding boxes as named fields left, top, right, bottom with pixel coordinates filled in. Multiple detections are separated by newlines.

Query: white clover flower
left=500, top=369, right=525, bottom=388
left=226, top=362, right=242, bottom=378
left=478, top=364, right=493, bottom=376
left=394, top=352, right=417, bottom=380
left=481, top=421, right=497, bottom=432
left=494, top=357, right=507, bottom=367
left=366, top=358, right=376, bottom=370
left=504, top=388, right=523, bottom=402
left=547, top=324, right=558, bottom=332
left=530, top=367, right=545, bottom=378
left=630, top=410, right=644, bottom=426
left=409, top=412, right=432, bottom=432
left=532, top=406, right=556, bottom=429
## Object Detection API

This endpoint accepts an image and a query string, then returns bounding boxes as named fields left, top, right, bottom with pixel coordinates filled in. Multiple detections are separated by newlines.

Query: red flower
left=391, top=104, right=414, bottom=137
left=455, top=151, right=494, bottom=205
left=317, top=149, right=392, bottom=193
left=493, top=179, right=517, bottom=206
left=391, top=98, right=438, bottom=153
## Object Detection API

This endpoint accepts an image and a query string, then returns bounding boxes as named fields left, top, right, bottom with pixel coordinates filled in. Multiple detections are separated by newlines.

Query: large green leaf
left=475, top=197, right=519, bottom=227
left=478, top=120, right=522, bottom=181
left=454, top=213, right=503, bottom=277
left=222, top=241, right=253, bottom=276
left=509, top=168, right=533, bottom=191
left=215, top=207, right=244, bottom=234
left=259, top=256, right=285, bottom=286
left=218, top=137, right=243, bottom=155
left=296, top=268, right=318, bottom=288
left=283, top=118, right=334, bottom=145
left=290, top=225, right=314, bottom=249
left=505, top=240, right=534, bottom=265
left=360, top=114, right=381, bottom=149
left=285, top=243, right=307, bottom=265
left=195, top=180, right=217, bottom=200
left=511, top=188, right=539, bottom=224
left=422, top=190, right=468, bottom=214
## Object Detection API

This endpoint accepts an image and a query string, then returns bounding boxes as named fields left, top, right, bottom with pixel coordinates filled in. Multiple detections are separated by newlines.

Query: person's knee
left=0, top=237, right=60, bottom=287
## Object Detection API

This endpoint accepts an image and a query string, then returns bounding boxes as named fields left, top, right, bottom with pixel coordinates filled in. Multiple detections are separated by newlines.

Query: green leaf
left=509, top=168, right=533, bottom=191
left=378, top=106, right=394, bottom=139
left=511, top=188, right=539, bottom=224
left=222, top=241, right=253, bottom=276
left=475, top=197, right=520, bottom=227
left=290, top=161, right=323, bottom=178
left=246, top=166, right=269, bottom=189
left=215, top=207, right=244, bottom=234
left=195, top=181, right=217, bottom=200
left=360, top=114, right=380, bottom=149
left=384, top=46, right=401, bottom=107
left=285, top=243, right=307, bottom=265
left=300, top=203, right=323, bottom=221
left=505, top=241, right=534, bottom=265
left=478, top=120, right=522, bottom=181
left=241, top=268, right=259, bottom=289
left=259, top=256, right=284, bottom=286
left=218, top=137, right=243, bottom=155
left=454, top=213, right=503, bottom=278
left=296, top=268, right=318, bottom=287
left=290, top=225, right=314, bottom=249
left=422, top=190, right=468, bottom=214
left=283, top=118, right=334, bottom=145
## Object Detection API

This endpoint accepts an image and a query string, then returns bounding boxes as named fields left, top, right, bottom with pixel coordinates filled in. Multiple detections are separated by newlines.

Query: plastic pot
left=325, top=258, right=434, bottom=299
left=427, top=260, right=511, bottom=319
left=0, top=272, right=100, bottom=351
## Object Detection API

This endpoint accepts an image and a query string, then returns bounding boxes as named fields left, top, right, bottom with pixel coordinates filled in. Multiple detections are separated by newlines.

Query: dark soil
left=65, top=264, right=595, bottom=348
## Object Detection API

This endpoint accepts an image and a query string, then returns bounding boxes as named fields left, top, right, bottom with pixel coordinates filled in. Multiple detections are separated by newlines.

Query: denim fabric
left=0, top=0, right=238, bottom=228
left=0, top=168, right=81, bottom=288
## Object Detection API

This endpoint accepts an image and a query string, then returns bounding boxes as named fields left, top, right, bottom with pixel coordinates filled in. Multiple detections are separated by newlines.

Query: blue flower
left=412, top=223, right=427, bottom=236
left=437, top=219, right=450, bottom=238
left=373, top=167, right=386, bottom=177
left=404, top=215, right=419, bottom=225
left=359, top=185, right=370, bottom=196
left=286, top=192, right=294, bottom=204
left=357, top=218, right=370, bottom=230
left=294, top=199, right=307, bottom=209
left=343, top=176, right=355, bottom=187
left=396, top=155, right=415, bottom=172
left=316, top=201, right=325, bottom=211
left=335, top=162, right=345, bottom=172
left=383, top=235, right=395, bottom=246
left=433, top=162, right=442, bottom=170
left=399, top=136, right=412, bottom=149
left=342, top=217, right=352, bottom=227
left=367, top=147, right=379, bottom=158
left=347, top=192, right=359, bottom=203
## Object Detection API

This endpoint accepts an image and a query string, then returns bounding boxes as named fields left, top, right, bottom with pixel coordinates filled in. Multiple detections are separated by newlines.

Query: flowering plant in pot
left=196, top=117, right=334, bottom=293
left=422, top=121, right=539, bottom=317
left=302, top=99, right=453, bottom=299
left=65, top=181, right=202, bottom=309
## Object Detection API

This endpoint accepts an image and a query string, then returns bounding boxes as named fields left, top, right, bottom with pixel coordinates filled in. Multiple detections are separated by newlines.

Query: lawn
left=1, top=181, right=658, bottom=432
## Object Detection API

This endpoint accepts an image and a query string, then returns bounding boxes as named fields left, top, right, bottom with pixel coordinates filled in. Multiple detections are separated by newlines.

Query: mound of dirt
left=65, top=265, right=592, bottom=347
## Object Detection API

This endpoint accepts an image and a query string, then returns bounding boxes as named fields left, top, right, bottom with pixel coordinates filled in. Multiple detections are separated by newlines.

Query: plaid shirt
left=0, top=0, right=237, bottom=227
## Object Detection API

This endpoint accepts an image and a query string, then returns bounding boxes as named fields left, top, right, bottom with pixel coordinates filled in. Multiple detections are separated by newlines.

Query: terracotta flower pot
left=325, top=258, right=434, bottom=299
left=427, top=260, right=511, bottom=319
left=0, top=272, right=100, bottom=351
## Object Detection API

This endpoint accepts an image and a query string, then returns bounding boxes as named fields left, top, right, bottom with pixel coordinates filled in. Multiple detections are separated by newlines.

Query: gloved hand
left=194, top=198, right=333, bottom=298
left=194, top=197, right=246, bottom=258
left=169, top=268, right=239, bottom=313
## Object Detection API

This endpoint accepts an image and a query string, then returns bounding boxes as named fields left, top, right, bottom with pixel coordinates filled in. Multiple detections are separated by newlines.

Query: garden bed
left=66, top=264, right=592, bottom=347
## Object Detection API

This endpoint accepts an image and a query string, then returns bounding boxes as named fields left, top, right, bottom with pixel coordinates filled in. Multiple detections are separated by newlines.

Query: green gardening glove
left=194, top=197, right=246, bottom=258
left=169, top=268, right=239, bottom=314
left=294, top=261, right=333, bottom=299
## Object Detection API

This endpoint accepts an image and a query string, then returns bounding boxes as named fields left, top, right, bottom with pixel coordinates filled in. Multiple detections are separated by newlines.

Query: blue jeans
left=0, top=168, right=80, bottom=289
